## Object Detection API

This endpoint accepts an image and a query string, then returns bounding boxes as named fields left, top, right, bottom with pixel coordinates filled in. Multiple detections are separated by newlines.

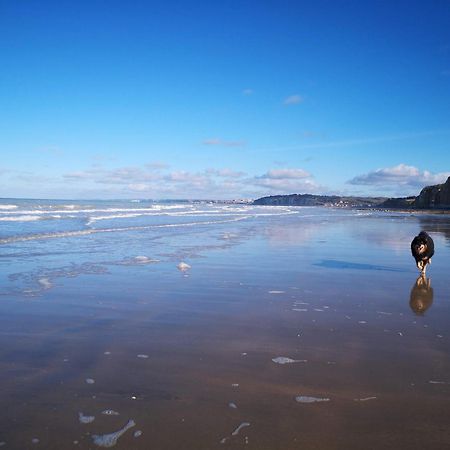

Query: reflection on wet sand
left=410, top=275, right=434, bottom=314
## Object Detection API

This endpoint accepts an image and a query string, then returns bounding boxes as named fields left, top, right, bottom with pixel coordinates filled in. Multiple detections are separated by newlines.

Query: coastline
left=0, top=202, right=449, bottom=449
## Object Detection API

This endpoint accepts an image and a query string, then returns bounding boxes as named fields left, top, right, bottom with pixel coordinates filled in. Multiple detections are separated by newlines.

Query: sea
left=0, top=198, right=449, bottom=449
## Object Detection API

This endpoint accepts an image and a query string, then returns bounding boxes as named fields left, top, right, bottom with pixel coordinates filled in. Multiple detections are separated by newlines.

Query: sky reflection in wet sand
left=0, top=206, right=449, bottom=449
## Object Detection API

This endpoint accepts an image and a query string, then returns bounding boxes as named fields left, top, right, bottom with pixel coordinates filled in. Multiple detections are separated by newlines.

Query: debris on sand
left=92, top=419, right=136, bottom=447
left=220, top=422, right=251, bottom=444
left=272, top=356, right=306, bottom=364
left=101, top=410, right=120, bottom=416
left=354, top=396, right=377, bottom=402
left=295, top=395, right=330, bottom=403
left=232, top=422, right=250, bottom=436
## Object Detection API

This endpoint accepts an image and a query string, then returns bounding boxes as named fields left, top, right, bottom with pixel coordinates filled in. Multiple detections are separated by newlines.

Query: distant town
left=252, top=176, right=450, bottom=209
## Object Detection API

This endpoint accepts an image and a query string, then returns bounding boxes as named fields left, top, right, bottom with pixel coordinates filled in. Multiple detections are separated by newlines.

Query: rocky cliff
left=413, top=176, right=450, bottom=209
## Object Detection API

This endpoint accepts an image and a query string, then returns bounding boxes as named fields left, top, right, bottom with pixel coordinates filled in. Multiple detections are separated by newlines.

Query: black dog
left=411, top=231, right=434, bottom=275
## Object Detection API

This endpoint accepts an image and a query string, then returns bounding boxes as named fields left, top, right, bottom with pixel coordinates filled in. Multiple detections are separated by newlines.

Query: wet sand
left=0, top=209, right=449, bottom=449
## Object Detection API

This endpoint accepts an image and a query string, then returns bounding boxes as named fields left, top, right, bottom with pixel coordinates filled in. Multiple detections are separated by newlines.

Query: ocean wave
left=0, top=204, right=18, bottom=210
left=0, top=214, right=67, bottom=222
left=87, top=213, right=144, bottom=225
left=0, top=215, right=43, bottom=222
left=0, top=206, right=187, bottom=216
left=0, top=216, right=251, bottom=244
left=85, top=209, right=299, bottom=224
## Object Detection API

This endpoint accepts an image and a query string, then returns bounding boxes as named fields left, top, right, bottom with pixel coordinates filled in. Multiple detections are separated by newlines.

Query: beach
left=0, top=200, right=449, bottom=449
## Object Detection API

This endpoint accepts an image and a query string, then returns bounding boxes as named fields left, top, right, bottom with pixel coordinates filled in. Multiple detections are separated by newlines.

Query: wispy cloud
left=145, top=161, right=170, bottom=170
left=206, top=168, right=246, bottom=178
left=37, top=147, right=65, bottom=156
left=202, top=138, right=246, bottom=147
left=252, top=130, right=450, bottom=153
left=242, top=88, right=254, bottom=95
left=283, top=94, right=304, bottom=105
left=348, top=164, right=450, bottom=190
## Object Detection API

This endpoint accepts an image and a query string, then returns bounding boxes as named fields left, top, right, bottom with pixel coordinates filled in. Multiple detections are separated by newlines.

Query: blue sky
left=1, top=0, right=450, bottom=199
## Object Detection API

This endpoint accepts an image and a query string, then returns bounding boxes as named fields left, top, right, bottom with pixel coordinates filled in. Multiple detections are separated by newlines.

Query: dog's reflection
left=409, top=275, right=433, bottom=314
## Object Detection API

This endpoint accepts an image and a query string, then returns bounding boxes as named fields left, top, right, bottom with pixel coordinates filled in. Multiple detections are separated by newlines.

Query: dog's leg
left=417, top=260, right=423, bottom=272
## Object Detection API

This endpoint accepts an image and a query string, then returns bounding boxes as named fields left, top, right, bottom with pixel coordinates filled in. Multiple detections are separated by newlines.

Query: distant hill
left=253, top=194, right=386, bottom=207
left=252, top=176, right=450, bottom=210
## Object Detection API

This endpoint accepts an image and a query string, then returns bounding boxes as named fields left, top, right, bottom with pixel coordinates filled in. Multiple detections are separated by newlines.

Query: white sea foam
left=38, top=278, right=52, bottom=289
left=92, top=419, right=136, bottom=447
left=114, top=256, right=160, bottom=266
left=0, top=204, right=18, bottom=210
left=79, top=412, right=95, bottom=424
left=177, top=262, right=191, bottom=271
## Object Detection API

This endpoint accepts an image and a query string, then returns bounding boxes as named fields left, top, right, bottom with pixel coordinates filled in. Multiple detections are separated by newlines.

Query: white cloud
left=283, top=94, right=304, bottom=105
left=348, top=164, right=450, bottom=189
left=251, top=177, right=319, bottom=193
left=127, top=183, right=151, bottom=192
left=242, top=88, right=254, bottom=95
left=249, top=167, right=320, bottom=194
left=59, top=164, right=321, bottom=199
left=261, top=168, right=311, bottom=179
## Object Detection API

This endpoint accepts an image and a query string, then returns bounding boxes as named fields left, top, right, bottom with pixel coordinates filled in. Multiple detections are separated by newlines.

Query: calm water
left=0, top=199, right=449, bottom=449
